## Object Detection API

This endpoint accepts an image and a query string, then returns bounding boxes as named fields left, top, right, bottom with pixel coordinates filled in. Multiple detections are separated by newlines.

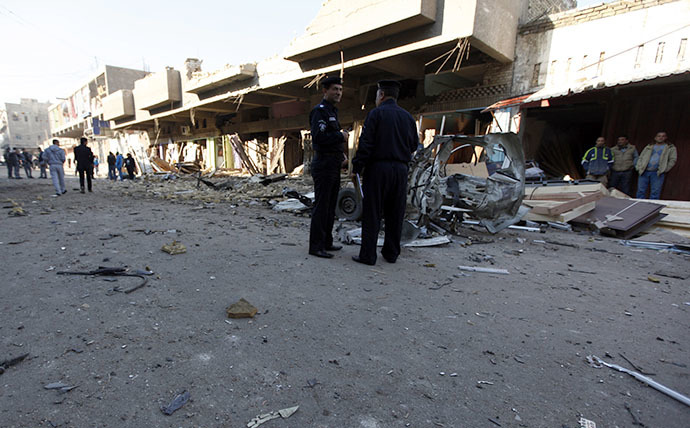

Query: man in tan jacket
left=610, top=135, right=638, bottom=196
left=635, top=131, right=677, bottom=200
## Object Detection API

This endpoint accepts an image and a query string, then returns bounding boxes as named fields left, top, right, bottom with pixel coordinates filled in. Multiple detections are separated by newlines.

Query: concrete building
left=47, top=65, right=151, bottom=173
left=486, top=0, right=690, bottom=200
left=2, top=98, right=51, bottom=152
left=109, top=0, right=574, bottom=175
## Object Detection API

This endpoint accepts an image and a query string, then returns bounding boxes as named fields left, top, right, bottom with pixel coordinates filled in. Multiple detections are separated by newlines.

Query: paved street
left=0, top=174, right=688, bottom=427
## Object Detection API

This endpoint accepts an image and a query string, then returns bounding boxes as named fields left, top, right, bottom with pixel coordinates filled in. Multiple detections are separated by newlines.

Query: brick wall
left=521, top=0, right=681, bottom=34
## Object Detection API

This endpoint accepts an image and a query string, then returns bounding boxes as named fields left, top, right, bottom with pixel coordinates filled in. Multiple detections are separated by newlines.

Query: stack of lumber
left=636, top=199, right=690, bottom=238
left=522, top=183, right=608, bottom=223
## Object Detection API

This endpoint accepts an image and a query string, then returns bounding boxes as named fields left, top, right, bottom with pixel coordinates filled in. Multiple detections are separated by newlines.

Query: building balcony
left=102, top=90, right=135, bottom=120
left=186, top=63, right=257, bottom=94
left=133, top=68, right=182, bottom=110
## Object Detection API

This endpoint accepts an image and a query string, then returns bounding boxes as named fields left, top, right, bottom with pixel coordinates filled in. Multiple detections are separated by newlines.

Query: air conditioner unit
left=180, top=125, right=191, bottom=136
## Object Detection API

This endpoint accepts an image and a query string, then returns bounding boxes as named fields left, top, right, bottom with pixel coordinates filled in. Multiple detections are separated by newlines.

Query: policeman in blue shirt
left=351, top=80, right=419, bottom=265
left=308, top=76, right=349, bottom=258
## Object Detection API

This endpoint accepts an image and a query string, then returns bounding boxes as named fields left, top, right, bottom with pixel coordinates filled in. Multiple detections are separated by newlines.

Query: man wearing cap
left=351, top=80, right=419, bottom=266
left=308, top=76, right=349, bottom=258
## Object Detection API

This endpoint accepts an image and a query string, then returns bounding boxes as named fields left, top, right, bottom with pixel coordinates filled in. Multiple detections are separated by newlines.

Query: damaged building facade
left=108, top=0, right=575, bottom=178
left=1, top=98, right=51, bottom=152
left=45, top=0, right=688, bottom=202
left=47, top=65, right=152, bottom=172
left=487, top=0, right=690, bottom=200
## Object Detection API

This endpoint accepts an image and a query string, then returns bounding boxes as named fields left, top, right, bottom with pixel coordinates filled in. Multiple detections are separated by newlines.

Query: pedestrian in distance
left=115, top=152, right=124, bottom=181
left=4, top=147, right=14, bottom=178
left=10, top=148, right=22, bottom=178
left=124, top=153, right=137, bottom=179
left=38, top=147, right=48, bottom=178
left=351, top=80, right=419, bottom=266
left=107, top=152, right=116, bottom=180
left=44, top=139, right=67, bottom=196
left=581, top=137, right=613, bottom=187
left=308, top=76, right=349, bottom=259
left=93, top=156, right=99, bottom=176
left=21, top=149, right=34, bottom=178
left=635, top=131, right=677, bottom=200
left=74, top=137, right=94, bottom=193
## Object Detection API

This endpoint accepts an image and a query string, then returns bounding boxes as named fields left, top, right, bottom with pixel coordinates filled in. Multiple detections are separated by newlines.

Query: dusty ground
left=0, top=173, right=688, bottom=428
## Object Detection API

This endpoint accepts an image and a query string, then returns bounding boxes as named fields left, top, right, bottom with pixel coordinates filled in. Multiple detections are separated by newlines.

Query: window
left=531, top=63, right=541, bottom=87
left=679, top=38, right=687, bottom=61
left=35, top=116, right=38, bottom=122
left=15, top=135, right=22, bottom=140
left=12, top=113, right=18, bottom=121
left=655, top=42, right=665, bottom=63
left=24, top=115, right=28, bottom=122
left=634, top=45, right=644, bottom=68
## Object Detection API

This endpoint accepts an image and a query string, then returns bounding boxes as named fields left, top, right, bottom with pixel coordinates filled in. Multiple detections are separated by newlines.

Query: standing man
left=351, top=80, right=419, bottom=266
left=21, top=149, right=34, bottom=178
left=107, top=152, right=116, bottom=180
left=38, top=147, right=48, bottom=178
left=10, top=148, right=22, bottom=178
left=74, top=137, right=94, bottom=193
left=124, top=153, right=137, bottom=179
left=44, top=139, right=66, bottom=196
left=4, top=147, right=15, bottom=178
left=636, top=131, right=677, bottom=200
left=308, top=76, right=348, bottom=259
left=609, top=135, right=638, bottom=195
left=581, top=137, right=613, bottom=186
left=115, top=152, right=124, bottom=181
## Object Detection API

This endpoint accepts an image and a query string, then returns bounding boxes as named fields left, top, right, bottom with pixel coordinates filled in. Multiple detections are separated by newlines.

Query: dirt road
left=1, top=175, right=688, bottom=428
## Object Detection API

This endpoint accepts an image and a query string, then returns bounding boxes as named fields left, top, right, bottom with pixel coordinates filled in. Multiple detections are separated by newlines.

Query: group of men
left=106, top=151, right=137, bottom=181
left=3, top=147, right=44, bottom=179
left=40, top=137, right=95, bottom=195
left=581, top=131, right=677, bottom=199
left=308, top=76, right=419, bottom=266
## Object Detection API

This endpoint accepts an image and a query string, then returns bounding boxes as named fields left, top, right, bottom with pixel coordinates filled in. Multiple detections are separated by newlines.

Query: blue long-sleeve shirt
left=115, top=154, right=124, bottom=168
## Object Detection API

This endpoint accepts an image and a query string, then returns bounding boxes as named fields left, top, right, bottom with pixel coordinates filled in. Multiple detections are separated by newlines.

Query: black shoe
left=80, top=188, right=85, bottom=193
left=326, top=244, right=342, bottom=251
left=88, top=188, right=92, bottom=192
left=352, top=255, right=375, bottom=266
left=309, top=250, right=334, bottom=259
left=62, top=190, right=67, bottom=194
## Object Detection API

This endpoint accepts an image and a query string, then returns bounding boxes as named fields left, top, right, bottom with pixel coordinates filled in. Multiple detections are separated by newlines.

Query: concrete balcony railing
left=133, top=68, right=182, bottom=110
left=102, top=90, right=135, bottom=120
left=186, top=63, right=257, bottom=94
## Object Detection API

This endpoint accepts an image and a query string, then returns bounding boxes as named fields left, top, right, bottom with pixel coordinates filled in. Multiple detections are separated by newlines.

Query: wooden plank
left=524, top=183, right=608, bottom=199
left=633, top=199, right=690, bottom=210
left=523, top=192, right=603, bottom=216
left=524, top=202, right=596, bottom=223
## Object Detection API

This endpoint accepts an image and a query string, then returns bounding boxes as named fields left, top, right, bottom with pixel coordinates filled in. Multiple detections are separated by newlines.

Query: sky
left=0, top=0, right=616, bottom=106
left=0, top=0, right=321, bottom=105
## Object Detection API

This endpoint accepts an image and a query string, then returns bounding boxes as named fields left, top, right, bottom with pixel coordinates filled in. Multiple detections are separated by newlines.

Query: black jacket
left=352, top=99, right=419, bottom=174
left=74, top=144, right=94, bottom=170
left=107, top=154, right=116, bottom=166
left=309, top=99, right=344, bottom=154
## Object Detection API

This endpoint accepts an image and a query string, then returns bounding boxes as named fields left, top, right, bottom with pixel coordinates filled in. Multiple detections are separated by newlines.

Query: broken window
left=531, top=63, right=541, bottom=87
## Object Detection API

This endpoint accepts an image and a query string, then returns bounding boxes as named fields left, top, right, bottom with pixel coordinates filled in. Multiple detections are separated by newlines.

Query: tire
left=335, top=187, right=362, bottom=221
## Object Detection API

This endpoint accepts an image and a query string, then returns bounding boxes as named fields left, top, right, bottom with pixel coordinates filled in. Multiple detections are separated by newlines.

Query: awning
left=481, top=93, right=533, bottom=112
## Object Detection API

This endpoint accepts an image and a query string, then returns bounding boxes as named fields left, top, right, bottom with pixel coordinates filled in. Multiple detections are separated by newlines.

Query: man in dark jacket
left=9, top=148, right=22, bottom=178
left=308, top=76, right=349, bottom=259
left=74, top=137, right=94, bottom=193
left=107, top=152, right=116, bottom=180
left=351, top=80, right=419, bottom=265
left=124, top=153, right=137, bottom=179
left=21, top=149, right=34, bottom=178
left=38, top=147, right=48, bottom=178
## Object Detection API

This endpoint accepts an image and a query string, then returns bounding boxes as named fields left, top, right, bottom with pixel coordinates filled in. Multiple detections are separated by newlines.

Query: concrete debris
left=586, top=355, right=690, bottom=407
left=247, top=405, right=299, bottom=428
left=44, top=382, right=77, bottom=392
left=227, top=298, right=258, bottom=318
left=161, top=241, right=186, bottom=255
left=579, top=417, right=597, bottom=428
left=160, top=390, right=190, bottom=415
left=458, top=266, right=509, bottom=275
left=273, top=199, right=309, bottom=213
left=339, top=227, right=450, bottom=247
left=0, top=353, right=29, bottom=375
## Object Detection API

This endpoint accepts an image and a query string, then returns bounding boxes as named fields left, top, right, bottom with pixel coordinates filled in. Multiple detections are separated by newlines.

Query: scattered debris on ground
left=160, top=390, right=190, bottom=415
left=161, top=241, right=187, bottom=255
left=226, top=298, right=258, bottom=318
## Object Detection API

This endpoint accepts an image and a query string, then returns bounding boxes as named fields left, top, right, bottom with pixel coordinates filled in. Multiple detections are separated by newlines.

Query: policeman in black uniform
left=74, top=137, right=94, bottom=193
left=308, top=76, right=349, bottom=258
left=351, top=80, right=419, bottom=265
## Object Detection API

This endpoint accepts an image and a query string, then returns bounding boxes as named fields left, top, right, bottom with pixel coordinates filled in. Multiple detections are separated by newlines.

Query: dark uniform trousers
left=77, top=167, right=93, bottom=191
left=309, top=153, right=342, bottom=252
left=359, top=160, right=408, bottom=264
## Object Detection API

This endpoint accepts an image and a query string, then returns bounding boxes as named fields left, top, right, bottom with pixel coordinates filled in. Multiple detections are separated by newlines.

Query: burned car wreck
left=336, top=133, right=527, bottom=234
left=407, top=133, right=528, bottom=234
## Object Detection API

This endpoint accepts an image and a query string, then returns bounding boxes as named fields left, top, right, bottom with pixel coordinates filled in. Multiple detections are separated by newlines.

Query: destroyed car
left=336, top=133, right=527, bottom=234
